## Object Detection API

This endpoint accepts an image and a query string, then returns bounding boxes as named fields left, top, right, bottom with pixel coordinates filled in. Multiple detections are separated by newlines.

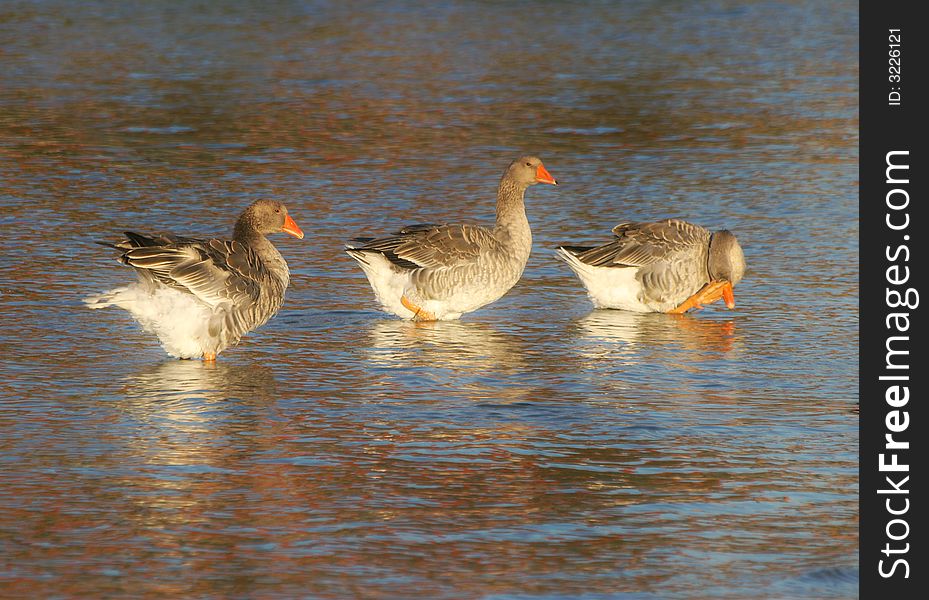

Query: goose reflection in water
left=362, top=319, right=531, bottom=403
left=118, top=360, right=279, bottom=438
left=102, top=361, right=282, bottom=569
left=123, top=359, right=278, bottom=406
left=569, top=310, right=745, bottom=408
left=117, top=360, right=278, bottom=470
left=573, top=310, right=740, bottom=366
left=365, top=320, right=527, bottom=371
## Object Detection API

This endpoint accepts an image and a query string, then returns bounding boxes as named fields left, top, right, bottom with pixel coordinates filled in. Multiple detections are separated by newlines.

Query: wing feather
left=570, top=219, right=710, bottom=268
left=111, top=232, right=265, bottom=308
left=349, top=223, right=495, bottom=270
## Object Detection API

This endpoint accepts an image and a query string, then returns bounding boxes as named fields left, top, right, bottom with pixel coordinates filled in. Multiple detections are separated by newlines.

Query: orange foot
left=203, top=352, right=217, bottom=362
left=401, top=295, right=437, bottom=321
left=668, top=280, right=735, bottom=314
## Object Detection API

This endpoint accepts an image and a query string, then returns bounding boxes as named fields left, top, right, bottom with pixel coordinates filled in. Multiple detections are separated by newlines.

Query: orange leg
left=203, top=352, right=217, bottom=362
left=401, top=295, right=437, bottom=321
left=668, top=280, right=735, bottom=314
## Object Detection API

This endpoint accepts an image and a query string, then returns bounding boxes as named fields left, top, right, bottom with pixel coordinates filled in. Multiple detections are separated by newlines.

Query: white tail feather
left=83, top=284, right=217, bottom=358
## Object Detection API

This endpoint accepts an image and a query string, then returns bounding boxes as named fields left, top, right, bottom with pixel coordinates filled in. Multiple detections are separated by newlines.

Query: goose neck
left=494, top=177, right=529, bottom=230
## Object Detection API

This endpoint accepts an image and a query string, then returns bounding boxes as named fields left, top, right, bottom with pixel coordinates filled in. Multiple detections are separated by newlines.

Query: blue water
left=1, top=1, right=858, bottom=597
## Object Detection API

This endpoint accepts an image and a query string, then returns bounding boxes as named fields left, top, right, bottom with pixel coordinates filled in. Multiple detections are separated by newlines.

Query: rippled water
left=1, top=1, right=858, bottom=598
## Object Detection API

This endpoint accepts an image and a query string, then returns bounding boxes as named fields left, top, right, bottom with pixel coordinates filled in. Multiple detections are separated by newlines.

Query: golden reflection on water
left=573, top=309, right=738, bottom=358
left=361, top=319, right=534, bottom=403
left=365, top=320, right=526, bottom=370
left=122, top=359, right=279, bottom=407
left=109, top=362, right=280, bottom=544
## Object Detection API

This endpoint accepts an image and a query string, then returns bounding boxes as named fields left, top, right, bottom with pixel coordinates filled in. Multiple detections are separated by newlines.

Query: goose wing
left=111, top=233, right=266, bottom=308
left=349, top=223, right=495, bottom=270
left=568, top=219, right=710, bottom=268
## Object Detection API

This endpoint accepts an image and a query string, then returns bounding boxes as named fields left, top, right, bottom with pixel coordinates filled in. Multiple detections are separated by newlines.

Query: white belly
left=580, top=265, right=654, bottom=312
left=349, top=252, right=518, bottom=320
left=85, top=284, right=222, bottom=358
left=557, top=249, right=655, bottom=312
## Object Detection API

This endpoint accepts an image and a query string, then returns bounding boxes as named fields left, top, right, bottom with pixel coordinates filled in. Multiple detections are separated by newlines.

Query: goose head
left=504, top=155, right=558, bottom=188
left=237, top=199, right=304, bottom=240
left=707, top=230, right=745, bottom=308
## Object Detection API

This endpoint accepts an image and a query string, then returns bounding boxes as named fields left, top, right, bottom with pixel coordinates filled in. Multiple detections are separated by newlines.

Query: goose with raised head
left=85, top=199, right=304, bottom=360
left=557, top=218, right=745, bottom=313
left=346, top=156, right=557, bottom=321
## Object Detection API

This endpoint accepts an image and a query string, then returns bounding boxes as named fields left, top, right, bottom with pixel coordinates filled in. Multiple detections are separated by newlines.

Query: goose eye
left=525, top=162, right=532, bottom=167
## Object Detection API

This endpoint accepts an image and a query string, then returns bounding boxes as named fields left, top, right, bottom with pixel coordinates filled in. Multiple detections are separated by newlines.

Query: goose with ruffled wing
left=86, top=199, right=304, bottom=360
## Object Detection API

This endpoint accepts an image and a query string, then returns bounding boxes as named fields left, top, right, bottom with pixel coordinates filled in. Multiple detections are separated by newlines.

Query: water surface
left=1, top=1, right=858, bottom=598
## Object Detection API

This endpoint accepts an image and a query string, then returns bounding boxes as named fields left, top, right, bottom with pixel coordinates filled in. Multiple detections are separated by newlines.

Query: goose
left=85, top=199, right=304, bottom=360
left=557, top=218, right=745, bottom=313
left=346, top=156, right=557, bottom=321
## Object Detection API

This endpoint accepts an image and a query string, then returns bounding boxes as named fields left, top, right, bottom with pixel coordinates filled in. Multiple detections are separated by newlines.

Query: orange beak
left=722, top=281, right=735, bottom=309
left=282, top=214, right=304, bottom=239
left=535, top=163, right=557, bottom=185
